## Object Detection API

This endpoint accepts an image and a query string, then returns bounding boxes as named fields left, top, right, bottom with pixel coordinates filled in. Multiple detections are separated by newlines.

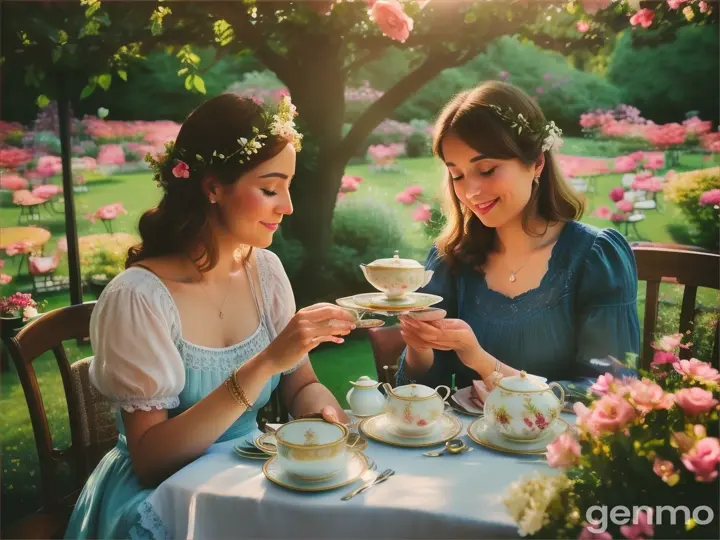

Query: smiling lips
left=261, top=222, right=279, bottom=231
left=474, top=198, right=499, bottom=215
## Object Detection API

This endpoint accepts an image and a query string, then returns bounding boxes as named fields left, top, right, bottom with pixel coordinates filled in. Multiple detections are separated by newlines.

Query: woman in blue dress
left=397, top=82, right=640, bottom=399
left=65, top=94, right=357, bottom=539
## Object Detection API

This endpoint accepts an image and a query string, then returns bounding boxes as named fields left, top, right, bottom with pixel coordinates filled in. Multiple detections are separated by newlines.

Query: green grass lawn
left=1, top=139, right=718, bottom=530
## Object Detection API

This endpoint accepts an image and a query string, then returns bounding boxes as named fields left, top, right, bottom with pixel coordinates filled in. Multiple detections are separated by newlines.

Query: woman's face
left=213, top=143, right=296, bottom=248
left=441, top=133, right=542, bottom=229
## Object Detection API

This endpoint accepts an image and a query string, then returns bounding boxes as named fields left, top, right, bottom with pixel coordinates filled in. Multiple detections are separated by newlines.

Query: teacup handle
left=549, top=382, right=565, bottom=406
left=435, top=385, right=451, bottom=402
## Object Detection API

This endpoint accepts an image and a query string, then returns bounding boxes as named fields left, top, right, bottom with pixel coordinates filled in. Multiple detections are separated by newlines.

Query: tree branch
left=336, top=49, right=464, bottom=163
left=342, top=43, right=391, bottom=75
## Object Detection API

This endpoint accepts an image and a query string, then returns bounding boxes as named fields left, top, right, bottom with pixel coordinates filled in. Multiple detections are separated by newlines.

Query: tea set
left=237, top=251, right=571, bottom=493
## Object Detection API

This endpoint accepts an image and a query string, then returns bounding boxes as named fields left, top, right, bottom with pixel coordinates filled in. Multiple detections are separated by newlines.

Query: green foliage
left=324, top=197, right=408, bottom=297
left=608, top=26, right=720, bottom=125
left=422, top=197, right=447, bottom=240
left=664, top=168, right=720, bottom=251
left=405, top=130, right=431, bottom=158
left=267, top=227, right=306, bottom=282
left=81, top=246, right=125, bottom=281
left=389, top=36, right=625, bottom=134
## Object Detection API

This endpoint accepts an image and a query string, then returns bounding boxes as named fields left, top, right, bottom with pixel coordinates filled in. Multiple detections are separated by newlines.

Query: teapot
left=346, top=376, right=385, bottom=417
left=359, top=250, right=434, bottom=300
left=483, top=371, right=565, bottom=442
left=382, top=382, right=451, bottom=436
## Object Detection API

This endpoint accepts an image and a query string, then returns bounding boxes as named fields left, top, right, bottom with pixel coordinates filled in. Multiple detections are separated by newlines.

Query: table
left=138, top=411, right=573, bottom=539
left=0, top=226, right=51, bottom=250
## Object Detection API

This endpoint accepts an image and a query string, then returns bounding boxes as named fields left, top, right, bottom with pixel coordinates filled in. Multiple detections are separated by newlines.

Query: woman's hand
left=399, top=316, right=481, bottom=359
left=264, top=303, right=356, bottom=374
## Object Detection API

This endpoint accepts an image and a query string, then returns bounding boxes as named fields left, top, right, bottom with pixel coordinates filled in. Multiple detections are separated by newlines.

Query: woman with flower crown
left=65, top=94, right=357, bottom=539
left=396, top=81, right=640, bottom=402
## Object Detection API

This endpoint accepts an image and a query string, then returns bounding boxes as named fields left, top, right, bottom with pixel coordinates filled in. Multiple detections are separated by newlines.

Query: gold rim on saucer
left=352, top=292, right=443, bottom=311
left=466, top=416, right=570, bottom=455
left=233, top=446, right=271, bottom=460
left=254, top=433, right=278, bottom=455
left=262, top=451, right=369, bottom=492
left=359, top=413, right=462, bottom=448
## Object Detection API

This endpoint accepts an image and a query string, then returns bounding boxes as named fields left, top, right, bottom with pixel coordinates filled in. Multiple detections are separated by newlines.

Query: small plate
left=466, top=417, right=570, bottom=455
left=449, top=395, right=483, bottom=417
left=233, top=446, right=271, bottom=460
left=359, top=413, right=462, bottom=448
left=262, top=451, right=369, bottom=492
left=354, top=318, right=385, bottom=329
left=352, top=292, right=443, bottom=311
left=254, top=433, right=278, bottom=455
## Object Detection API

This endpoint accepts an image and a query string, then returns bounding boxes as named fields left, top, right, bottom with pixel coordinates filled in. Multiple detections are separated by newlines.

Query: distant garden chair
left=29, top=251, right=67, bottom=294
left=13, top=190, right=46, bottom=224
left=632, top=244, right=720, bottom=370
left=4, top=301, right=118, bottom=539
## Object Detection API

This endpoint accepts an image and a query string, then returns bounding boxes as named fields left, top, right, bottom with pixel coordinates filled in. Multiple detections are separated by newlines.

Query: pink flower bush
left=630, top=8, right=655, bottom=28
left=0, top=173, right=29, bottom=191
left=698, top=189, right=720, bottom=206
left=591, top=206, right=612, bottom=220
left=652, top=350, right=679, bottom=366
left=619, top=509, right=654, bottom=540
left=674, top=358, right=720, bottom=385
left=674, top=387, right=719, bottom=416
left=545, top=432, right=581, bottom=468
left=0, top=292, right=37, bottom=318
left=97, top=144, right=126, bottom=166
left=681, top=436, right=720, bottom=482
left=0, top=148, right=33, bottom=170
left=340, top=175, right=362, bottom=193
left=35, top=155, right=62, bottom=178
left=412, top=203, right=431, bottom=222
left=628, top=378, right=675, bottom=414
left=587, top=393, right=636, bottom=434
left=370, top=0, right=413, bottom=43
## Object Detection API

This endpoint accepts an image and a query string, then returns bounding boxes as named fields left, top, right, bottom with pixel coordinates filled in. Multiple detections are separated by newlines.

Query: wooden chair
left=4, top=301, right=118, bottom=539
left=256, top=387, right=289, bottom=427
left=367, top=325, right=406, bottom=386
left=632, top=245, right=720, bottom=369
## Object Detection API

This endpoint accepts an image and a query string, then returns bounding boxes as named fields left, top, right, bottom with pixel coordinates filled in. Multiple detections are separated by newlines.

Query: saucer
left=352, top=292, right=443, bottom=311
left=449, top=394, right=483, bottom=417
left=359, top=413, right=462, bottom=448
left=254, top=433, right=278, bottom=455
left=262, top=451, right=369, bottom=492
left=466, top=416, right=570, bottom=455
left=233, top=445, right=271, bottom=460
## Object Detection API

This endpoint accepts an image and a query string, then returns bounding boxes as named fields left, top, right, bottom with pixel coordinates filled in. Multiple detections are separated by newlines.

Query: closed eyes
left=261, top=188, right=277, bottom=196
left=450, top=167, right=498, bottom=181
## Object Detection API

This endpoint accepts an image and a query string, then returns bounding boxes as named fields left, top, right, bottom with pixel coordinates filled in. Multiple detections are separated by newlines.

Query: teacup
left=275, top=419, right=349, bottom=481
left=360, top=250, right=433, bottom=300
left=382, top=383, right=451, bottom=437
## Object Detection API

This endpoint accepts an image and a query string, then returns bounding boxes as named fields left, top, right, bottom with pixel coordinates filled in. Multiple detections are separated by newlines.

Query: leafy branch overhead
left=5, top=1, right=714, bottom=109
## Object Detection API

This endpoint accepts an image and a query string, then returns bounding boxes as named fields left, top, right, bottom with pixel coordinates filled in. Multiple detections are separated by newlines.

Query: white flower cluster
left=503, top=471, right=572, bottom=537
left=269, top=95, right=303, bottom=151
left=488, top=104, right=564, bottom=154
left=541, top=121, right=564, bottom=153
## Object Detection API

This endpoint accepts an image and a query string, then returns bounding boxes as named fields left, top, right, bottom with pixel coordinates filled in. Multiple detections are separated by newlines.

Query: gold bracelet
left=225, top=370, right=252, bottom=408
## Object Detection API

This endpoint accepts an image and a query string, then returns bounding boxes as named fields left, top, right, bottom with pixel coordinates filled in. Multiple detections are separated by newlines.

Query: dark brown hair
left=126, top=94, right=292, bottom=271
left=432, top=81, right=584, bottom=272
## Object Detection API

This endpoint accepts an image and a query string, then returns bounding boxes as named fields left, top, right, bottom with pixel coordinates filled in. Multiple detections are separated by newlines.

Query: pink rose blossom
left=589, top=393, right=636, bottom=434
left=0, top=274, right=12, bottom=285
left=674, top=358, right=720, bottom=385
left=653, top=457, right=680, bottom=485
left=172, top=161, right=190, bottom=179
left=699, top=189, right=720, bottom=206
left=395, top=190, right=417, bottom=204
left=576, top=21, right=590, bottom=33
left=657, top=332, right=683, bottom=351
left=667, top=0, right=685, bottom=9
left=629, top=378, right=674, bottom=414
left=578, top=524, right=612, bottom=540
left=675, top=387, right=719, bottom=416
left=545, top=432, right=581, bottom=468
left=591, top=373, right=614, bottom=396
left=699, top=1, right=709, bottom=13
left=370, top=0, right=414, bottom=43
left=609, top=187, right=625, bottom=202
left=619, top=509, right=654, bottom=540
left=652, top=350, right=679, bottom=366
left=412, top=203, right=431, bottom=222
left=681, top=437, right=720, bottom=482
left=630, top=9, right=655, bottom=29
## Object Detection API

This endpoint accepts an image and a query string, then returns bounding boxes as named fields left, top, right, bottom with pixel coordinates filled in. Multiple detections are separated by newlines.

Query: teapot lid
left=367, top=250, right=424, bottom=269
left=350, top=376, right=380, bottom=388
left=497, top=371, right=548, bottom=392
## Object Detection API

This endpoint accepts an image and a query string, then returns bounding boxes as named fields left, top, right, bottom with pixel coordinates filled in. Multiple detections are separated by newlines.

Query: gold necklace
left=188, top=258, right=234, bottom=319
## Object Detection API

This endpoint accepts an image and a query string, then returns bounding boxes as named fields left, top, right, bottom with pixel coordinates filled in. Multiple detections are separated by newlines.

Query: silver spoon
left=422, top=439, right=471, bottom=457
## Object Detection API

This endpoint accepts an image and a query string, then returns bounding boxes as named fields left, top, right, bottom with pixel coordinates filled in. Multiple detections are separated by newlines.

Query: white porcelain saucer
left=352, top=292, right=443, bottom=311
left=359, top=413, right=462, bottom=448
left=466, top=416, right=570, bottom=455
left=254, top=433, right=278, bottom=455
left=262, top=451, right=369, bottom=492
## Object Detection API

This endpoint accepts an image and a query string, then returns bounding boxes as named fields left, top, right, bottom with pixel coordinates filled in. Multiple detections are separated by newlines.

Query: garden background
left=0, top=0, right=718, bottom=532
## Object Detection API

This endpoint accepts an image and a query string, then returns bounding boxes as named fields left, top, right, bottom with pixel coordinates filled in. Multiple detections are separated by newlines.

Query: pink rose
left=630, top=8, right=655, bottom=29
left=674, top=358, right=720, bottom=385
left=0, top=274, right=12, bottom=285
left=591, top=373, right=614, bottom=396
left=370, top=0, right=414, bottom=43
left=412, top=203, right=432, bottom=222
left=699, top=1, right=709, bottom=13
left=578, top=524, right=612, bottom=540
left=652, top=350, right=679, bottom=366
left=172, top=160, right=190, bottom=179
left=656, top=333, right=683, bottom=351
left=699, top=189, right=720, bottom=206
left=653, top=457, right=680, bottom=486
left=619, top=509, right=654, bottom=540
left=628, top=378, right=675, bottom=414
left=681, top=437, right=720, bottom=482
left=590, top=393, right=636, bottom=434
left=667, top=0, right=685, bottom=9
left=576, top=21, right=590, bottom=33
left=546, top=432, right=581, bottom=468
left=609, top=187, right=625, bottom=202
left=674, top=387, right=719, bottom=416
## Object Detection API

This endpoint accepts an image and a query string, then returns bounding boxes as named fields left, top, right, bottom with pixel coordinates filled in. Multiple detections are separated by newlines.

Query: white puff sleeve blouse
left=88, top=269, right=184, bottom=412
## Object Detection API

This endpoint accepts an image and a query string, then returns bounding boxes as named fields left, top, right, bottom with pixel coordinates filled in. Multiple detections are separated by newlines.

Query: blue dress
left=396, top=221, right=641, bottom=398
left=65, top=249, right=303, bottom=539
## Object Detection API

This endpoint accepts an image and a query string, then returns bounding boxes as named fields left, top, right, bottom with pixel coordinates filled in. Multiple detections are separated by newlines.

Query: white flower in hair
left=542, top=121, right=563, bottom=153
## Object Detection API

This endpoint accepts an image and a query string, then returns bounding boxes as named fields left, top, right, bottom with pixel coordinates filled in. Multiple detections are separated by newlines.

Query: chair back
left=5, top=302, right=107, bottom=514
left=367, top=325, right=406, bottom=386
left=632, top=245, right=720, bottom=369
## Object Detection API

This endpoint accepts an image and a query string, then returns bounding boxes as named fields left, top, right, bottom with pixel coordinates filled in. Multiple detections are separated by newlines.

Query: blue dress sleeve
left=395, top=245, right=459, bottom=388
left=558, top=228, right=641, bottom=400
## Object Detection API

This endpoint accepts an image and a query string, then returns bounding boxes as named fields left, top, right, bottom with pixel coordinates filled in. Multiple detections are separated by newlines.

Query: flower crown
left=487, top=104, right=563, bottom=153
left=145, top=95, right=303, bottom=186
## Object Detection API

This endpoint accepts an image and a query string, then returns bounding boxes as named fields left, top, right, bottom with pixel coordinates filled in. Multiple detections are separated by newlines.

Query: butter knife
left=341, top=469, right=395, bottom=501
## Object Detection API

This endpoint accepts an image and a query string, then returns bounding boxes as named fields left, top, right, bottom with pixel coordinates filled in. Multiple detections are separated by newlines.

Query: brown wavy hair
left=432, top=81, right=584, bottom=272
left=126, top=94, right=293, bottom=272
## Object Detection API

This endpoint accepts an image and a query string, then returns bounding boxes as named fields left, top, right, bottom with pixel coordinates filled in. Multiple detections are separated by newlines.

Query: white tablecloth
left=139, top=412, right=571, bottom=539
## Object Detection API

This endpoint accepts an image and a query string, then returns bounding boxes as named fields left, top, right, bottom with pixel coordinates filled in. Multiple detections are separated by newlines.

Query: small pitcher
left=346, top=376, right=385, bottom=417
